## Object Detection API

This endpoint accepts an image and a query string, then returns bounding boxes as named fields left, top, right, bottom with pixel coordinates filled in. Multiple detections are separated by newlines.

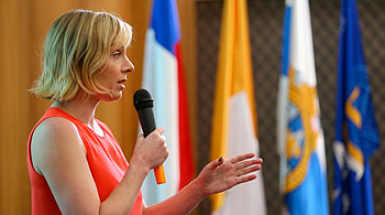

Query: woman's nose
left=123, top=56, right=134, bottom=73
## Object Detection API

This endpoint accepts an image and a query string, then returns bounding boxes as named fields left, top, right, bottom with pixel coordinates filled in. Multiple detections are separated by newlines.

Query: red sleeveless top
left=27, top=107, right=143, bottom=215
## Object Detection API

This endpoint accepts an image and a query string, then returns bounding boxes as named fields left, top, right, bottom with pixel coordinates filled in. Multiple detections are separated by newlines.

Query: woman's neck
left=52, top=92, right=99, bottom=128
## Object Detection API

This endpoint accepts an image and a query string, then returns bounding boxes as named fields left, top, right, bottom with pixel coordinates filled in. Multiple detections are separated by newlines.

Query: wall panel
left=0, top=0, right=196, bottom=214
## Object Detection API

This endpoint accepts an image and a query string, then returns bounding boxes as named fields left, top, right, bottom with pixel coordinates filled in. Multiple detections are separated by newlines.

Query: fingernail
left=160, top=135, right=166, bottom=141
left=218, top=157, right=223, bottom=162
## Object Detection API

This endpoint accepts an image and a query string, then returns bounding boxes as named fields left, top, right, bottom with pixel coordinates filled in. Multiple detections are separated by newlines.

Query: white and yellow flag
left=210, top=0, right=266, bottom=214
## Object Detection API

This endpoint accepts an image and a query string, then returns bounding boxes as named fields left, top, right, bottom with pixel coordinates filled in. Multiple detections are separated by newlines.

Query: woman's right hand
left=130, top=127, right=168, bottom=173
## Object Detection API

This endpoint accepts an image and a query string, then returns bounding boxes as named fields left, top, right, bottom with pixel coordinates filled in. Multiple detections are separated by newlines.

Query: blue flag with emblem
left=277, top=0, right=329, bottom=214
left=333, top=0, right=380, bottom=215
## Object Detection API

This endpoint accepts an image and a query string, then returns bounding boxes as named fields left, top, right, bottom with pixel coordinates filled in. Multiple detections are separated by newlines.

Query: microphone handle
left=137, top=108, right=156, bottom=137
left=137, top=107, right=166, bottom=184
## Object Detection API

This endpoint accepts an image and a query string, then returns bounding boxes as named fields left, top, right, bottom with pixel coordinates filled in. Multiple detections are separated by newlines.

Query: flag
left=277, top=0, right=329, bottom=214
left=332, top=0, right=380, bottom=214
left=141, top=0, right=195, bottom=205
left=209, top=0, right=266, bottom=214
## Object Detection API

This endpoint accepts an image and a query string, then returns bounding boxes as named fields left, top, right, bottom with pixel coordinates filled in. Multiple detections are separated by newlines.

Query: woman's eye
left=113, top=52, right=121, bottom=58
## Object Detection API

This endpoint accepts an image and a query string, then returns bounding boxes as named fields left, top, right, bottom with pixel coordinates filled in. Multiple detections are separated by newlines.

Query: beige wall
left=0, top=0, right=196, bottom=214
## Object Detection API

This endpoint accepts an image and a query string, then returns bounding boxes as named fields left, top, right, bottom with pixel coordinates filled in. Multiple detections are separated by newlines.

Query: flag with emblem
left=332, top=0, right=380, bottom=214
left=277, top=0, right=329, bottom=214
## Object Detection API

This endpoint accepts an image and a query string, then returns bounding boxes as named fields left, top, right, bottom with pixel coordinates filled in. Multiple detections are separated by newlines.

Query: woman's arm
left=142, top=153, right=262, bottom=215
left=31, top=118, right=167, bottom=215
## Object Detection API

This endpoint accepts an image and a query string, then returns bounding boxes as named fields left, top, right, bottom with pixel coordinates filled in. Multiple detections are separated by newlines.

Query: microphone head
left=133, top=88, right=154, bottom=110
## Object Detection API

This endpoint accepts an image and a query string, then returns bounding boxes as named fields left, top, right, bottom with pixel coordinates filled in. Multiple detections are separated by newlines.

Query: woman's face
left=94, top=46, right=134, bottom=101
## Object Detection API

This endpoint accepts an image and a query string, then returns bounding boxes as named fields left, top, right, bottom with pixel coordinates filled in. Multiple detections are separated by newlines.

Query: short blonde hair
left=30, top=9, right=132, bottom=101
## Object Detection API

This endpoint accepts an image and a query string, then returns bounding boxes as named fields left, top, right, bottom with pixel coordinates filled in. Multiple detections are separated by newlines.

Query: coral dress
left=27, top=107, right=142, bottom=215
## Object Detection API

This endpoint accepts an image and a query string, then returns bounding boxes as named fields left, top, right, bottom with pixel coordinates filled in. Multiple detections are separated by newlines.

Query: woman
left=27, top=9, right=263, bottom=215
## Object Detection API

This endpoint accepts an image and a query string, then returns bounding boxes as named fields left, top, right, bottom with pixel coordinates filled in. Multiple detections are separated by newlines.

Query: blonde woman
left=27, top=9, right=263, bottom=215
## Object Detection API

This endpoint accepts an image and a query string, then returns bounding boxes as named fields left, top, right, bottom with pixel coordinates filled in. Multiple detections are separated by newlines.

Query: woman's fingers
left=237, top=173, right=257, bottom=184
left=235, top=163, right=261, bottom=185
left=228, top=152, right=256, bottom=164
left=237, top=163, right=262, bottom=176
left=205, top=157, right=225, bottom=171
left=234, top=158, right=263, bottom=171
left=228, top=153, right=263, bottom=183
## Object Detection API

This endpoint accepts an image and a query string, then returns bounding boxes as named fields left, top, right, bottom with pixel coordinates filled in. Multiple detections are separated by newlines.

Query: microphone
left=133, top=88, right=166, bottom=184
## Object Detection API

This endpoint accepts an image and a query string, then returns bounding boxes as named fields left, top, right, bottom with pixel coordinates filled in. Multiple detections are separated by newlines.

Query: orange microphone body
left=133, top=88, right=166, bottom=184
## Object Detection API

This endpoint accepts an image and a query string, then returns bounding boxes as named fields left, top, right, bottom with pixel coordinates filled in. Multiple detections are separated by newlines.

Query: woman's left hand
left=194, top=152, right=263, bottom=196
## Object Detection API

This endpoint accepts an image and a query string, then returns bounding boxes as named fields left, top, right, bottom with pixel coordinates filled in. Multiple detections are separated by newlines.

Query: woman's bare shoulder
left=31, top=117, right=85, bottom=175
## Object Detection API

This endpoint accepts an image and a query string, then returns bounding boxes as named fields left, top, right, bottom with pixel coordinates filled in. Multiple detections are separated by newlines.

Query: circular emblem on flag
left=284, top=70, right=319, bottom=193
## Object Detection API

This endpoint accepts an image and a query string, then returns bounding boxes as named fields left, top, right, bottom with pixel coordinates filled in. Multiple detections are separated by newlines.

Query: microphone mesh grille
left=133, top=88, right=153, bottom=109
